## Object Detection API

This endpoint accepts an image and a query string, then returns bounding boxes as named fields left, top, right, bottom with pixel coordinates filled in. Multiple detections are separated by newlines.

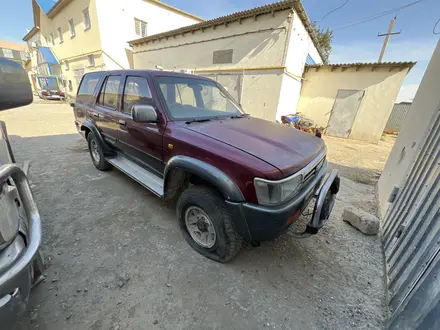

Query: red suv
left=73, top=70, right=339, bottom=262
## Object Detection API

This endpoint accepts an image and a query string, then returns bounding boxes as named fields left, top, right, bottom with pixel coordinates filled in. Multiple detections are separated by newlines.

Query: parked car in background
left=38, top=86, right=65, bottom=100
left=73, top=70, right=340, bottom=262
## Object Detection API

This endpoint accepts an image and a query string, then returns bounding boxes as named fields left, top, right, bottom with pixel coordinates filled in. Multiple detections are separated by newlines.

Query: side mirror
left=0, top=58, right=33, bottom=111
left=132, top=104, right=158, bottom=123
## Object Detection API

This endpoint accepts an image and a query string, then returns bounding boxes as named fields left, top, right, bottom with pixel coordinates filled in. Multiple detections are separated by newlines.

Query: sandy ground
left=324, top=135, right=396, bottom=187
left=1, top=103, right=393, bottom=330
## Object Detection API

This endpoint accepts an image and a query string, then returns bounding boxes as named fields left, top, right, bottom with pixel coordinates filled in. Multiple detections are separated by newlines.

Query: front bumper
left=227, top=163, right=339, bottom=242
left=0, top=165, right=42, bottom=327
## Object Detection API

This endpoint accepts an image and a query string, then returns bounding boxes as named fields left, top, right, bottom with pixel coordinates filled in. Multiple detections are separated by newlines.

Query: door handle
left=119, top=119, right=126, bottom=126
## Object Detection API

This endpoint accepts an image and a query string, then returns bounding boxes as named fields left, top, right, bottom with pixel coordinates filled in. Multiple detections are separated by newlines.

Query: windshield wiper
left=185, top=118, right=212, bottom=124
left=230, top=113, right=250, bottom=119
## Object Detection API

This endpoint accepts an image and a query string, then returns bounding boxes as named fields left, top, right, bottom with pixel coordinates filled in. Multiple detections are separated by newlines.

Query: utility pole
left=377, top=16, right=401, bottom=63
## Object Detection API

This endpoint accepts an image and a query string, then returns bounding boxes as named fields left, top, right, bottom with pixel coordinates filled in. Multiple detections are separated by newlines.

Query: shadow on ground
left=6, top=133, right=387, bottom=330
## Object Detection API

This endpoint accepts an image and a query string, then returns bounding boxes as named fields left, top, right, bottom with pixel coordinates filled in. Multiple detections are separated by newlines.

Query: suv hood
left=184, top=117, right=326, bottom=177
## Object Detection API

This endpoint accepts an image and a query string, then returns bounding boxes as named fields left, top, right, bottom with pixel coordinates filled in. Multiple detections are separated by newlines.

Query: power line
left=333, top=0, right=427, bottom=31
left=319, top=0, right=349, bottom=22
left=434, top=18, right=440, bottom=35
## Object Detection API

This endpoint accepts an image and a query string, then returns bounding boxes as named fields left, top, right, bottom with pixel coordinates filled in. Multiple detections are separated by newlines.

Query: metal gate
left=327, top=89, right=364, bottom=138
left=382, top=107, right=440, bottom=329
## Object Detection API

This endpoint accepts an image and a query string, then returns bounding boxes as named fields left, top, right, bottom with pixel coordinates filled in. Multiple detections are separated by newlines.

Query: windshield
left=155, top=76, right=242, bottom=120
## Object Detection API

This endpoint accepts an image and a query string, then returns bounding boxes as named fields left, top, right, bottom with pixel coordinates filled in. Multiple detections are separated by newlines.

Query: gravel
left=2, top=103, right=389, bottom=330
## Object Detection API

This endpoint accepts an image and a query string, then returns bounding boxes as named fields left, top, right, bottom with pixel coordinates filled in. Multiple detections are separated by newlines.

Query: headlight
left=0, top=183, right=20, bottom=250
left=254, top=174, right=303, bottom=206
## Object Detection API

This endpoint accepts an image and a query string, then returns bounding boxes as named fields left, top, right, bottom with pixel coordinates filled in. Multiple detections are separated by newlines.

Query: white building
left=23, top=0, right=202, bottom=92
left=130, top=0, right=323, bottom=121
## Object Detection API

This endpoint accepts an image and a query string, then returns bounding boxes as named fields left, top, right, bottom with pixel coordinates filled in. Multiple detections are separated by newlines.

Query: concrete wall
left=378, top=41, right=440, bottom=216
left=95, top=0, right=200, bottom=71
left=284, top=11, right=322, bottom=76
left=275, top=11, right=322, bottom=121
left=133, top=10, right=290, bottom=71
left=296, top=66, right=409, bottom=143
left=133, top=10, right=291, bottom=120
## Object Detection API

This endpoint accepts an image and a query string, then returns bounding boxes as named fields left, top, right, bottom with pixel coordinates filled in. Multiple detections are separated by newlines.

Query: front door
left=327, top=89, right=364, bottom=138
left=115, top=74, right=164, bottom=176
left=94, top=75, right=123, bottom=145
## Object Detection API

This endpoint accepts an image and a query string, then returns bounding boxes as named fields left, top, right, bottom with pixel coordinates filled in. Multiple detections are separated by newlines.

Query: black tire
left=87, top=132, right=111, bottom=171
left=176, top=186, right=242, bottom=263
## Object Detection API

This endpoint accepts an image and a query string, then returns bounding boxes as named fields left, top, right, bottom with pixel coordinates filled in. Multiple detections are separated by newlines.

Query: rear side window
left=77, top=72, right=102, bottom=98
left=122, top=76, right=152, bottom=114
left=98, top=75, right=121, bottom=110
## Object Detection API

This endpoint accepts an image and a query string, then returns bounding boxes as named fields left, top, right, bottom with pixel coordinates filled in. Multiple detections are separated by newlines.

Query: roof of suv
left=88, top=69, right=212, bottom=81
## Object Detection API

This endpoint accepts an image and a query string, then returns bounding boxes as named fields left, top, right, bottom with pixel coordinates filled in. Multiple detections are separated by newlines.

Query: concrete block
left=342, top=206, right=380, bottom=235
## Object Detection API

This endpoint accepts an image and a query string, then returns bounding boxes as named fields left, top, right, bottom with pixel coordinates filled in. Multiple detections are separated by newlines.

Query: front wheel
left=176, top=186, right=242, bottom=263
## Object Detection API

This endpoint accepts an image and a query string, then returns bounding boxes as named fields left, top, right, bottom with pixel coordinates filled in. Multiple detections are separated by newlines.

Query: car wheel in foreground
left=177, top=186, right=242, bottom=263
left=87, top=132, right=111, bottom=171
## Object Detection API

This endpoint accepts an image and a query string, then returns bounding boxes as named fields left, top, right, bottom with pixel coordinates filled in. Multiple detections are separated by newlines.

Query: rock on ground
left=343, top=207, right=380, bottom=235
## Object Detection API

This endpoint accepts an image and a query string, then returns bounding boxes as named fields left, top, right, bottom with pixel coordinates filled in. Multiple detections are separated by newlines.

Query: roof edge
left=47, top=0, right=73, bottom=18
left=23, top=26, right=40, bottom=41
left=143, top=0, right=204, bottom=22
left=129, top=0, right=325, bottom=60
left=306, top=61, right=416, bottom=69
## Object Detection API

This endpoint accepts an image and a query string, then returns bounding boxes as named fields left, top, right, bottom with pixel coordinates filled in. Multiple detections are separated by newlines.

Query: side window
left=122, top=76, right=152, bottom=113
left=98, top=75, right=121, bottom=110
left=77, top=72, right=103, bottom=100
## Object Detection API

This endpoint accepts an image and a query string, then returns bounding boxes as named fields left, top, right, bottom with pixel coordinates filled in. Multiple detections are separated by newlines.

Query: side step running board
left=106, top=155, right=164, bottom=197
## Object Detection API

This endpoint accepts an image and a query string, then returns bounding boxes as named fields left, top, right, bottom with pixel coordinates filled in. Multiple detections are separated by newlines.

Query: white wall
left=284, top=11, right=322, bottom=76
left=133, top=11, right=290, bottom=71
left=277, top=11, right=322, bottom=122
left=378, top=41, right=440, bottom=217
left=95, top=0, right=201, bottom=70
left=276, top=73, right=301, bottom=120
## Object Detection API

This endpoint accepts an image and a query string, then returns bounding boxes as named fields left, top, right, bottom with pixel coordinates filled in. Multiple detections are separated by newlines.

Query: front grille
left=302, top=158, right=325, bottom=187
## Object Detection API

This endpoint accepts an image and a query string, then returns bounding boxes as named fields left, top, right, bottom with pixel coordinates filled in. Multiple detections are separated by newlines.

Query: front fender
left=81, top=119, right=113, bottom=155
left=164, top=156, right=245, bottom=202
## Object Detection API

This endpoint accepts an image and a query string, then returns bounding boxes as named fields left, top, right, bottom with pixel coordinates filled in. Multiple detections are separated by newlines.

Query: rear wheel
left=87, top=132, right=111, bottom=171
left=177, top=186, right=242, bottom=263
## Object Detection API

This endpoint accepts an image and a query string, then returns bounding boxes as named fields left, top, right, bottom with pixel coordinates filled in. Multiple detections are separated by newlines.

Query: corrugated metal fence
left=382, top=107, right=440, bottom=329
left=384, top=102, right=412, bottom=133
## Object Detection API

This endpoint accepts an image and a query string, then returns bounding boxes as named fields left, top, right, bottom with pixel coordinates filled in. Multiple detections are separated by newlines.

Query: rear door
left=74, top=72, right=103, bottom=125
left=94, top=75, right=123, bottom=145
left=114, top=74, right=164, bottom=176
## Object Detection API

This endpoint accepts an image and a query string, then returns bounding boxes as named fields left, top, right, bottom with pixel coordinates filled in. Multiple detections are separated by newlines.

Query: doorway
left=327, top=89, right=364, bottom=138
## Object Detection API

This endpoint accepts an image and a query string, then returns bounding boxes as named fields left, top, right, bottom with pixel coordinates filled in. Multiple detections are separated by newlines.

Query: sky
left=1, top=0, right=438, bottom=101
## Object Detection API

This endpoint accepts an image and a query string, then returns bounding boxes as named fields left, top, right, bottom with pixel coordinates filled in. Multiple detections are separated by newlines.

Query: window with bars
left=58, top=27, right=63, bottom=43
left=83, top=7, right=91, bottom=30
left=134, top=18, right=147, bottom=37
left=69, top=19, right=76, bottom=38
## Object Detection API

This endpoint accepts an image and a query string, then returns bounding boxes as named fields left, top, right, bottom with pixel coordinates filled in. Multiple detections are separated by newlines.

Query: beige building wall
left=378, top=41, right=440, bottom=216
left=297, top=65, right=410, bottom=143
left=133, top=11, right=290, bottom=71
